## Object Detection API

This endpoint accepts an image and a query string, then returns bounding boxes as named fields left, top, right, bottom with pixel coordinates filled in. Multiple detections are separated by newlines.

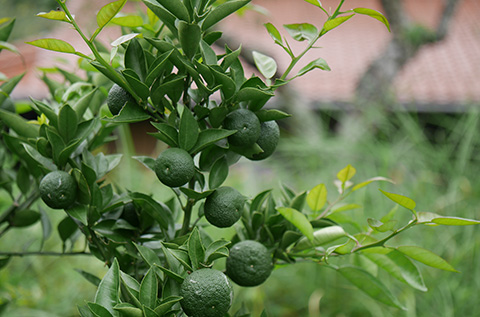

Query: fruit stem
left=179, top=179, right=197, bottom=235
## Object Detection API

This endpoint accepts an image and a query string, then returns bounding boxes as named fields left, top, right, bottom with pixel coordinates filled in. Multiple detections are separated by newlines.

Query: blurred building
left=1, top=0, right=479, bottom=111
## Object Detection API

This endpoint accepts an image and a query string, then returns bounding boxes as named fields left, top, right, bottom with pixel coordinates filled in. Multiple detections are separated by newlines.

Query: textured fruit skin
left=180, top=269, right=233, bottom=317
left=245, top=120, right=280, bottom=161
left=223, top=109, right=261, bottom=147
left=106, top=84, right=134, bottom=115
left=204, top=186, right=245, bottom=228
left=154, top=148, right=195, bottom=187
left=226, top=240, right=273, bottom=287
left=39, top=171, right=77, bottom=209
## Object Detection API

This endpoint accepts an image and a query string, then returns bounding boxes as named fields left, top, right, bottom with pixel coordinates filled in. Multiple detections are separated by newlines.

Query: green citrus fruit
left=244, top=120, right=280, bottom=161
left=180, top=269, right=233, bottom=317
left=223, top=109, right=261, bottom=147
left=226, top=240, right=273, bottom=287
left=204, top=186, right=245, bottom=228
left=39, top=171, right=77, bottom=209
left=154, top=148, right=195, bottom=187
left=106, top=84, right=135, bottom=115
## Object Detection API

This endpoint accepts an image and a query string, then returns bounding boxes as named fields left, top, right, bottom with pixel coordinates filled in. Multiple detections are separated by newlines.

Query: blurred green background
left=2, top=0, right=480, bottom=316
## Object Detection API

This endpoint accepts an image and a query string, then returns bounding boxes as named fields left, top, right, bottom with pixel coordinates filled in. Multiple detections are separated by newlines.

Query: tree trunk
left=354, top=0, right=461, bottom=105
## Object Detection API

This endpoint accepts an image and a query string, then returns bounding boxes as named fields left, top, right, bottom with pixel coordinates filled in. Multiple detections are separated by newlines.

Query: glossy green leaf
left=323, top=14, right=354, bottom=33
left=169, top=248, right=193, bottom=271
left=88, top=302, right=114, bottom=317
left=139, top=268, right=158, bottom=310
left=142, top=0, right=178, bottom=36
left=367, top=218, right=397, bottom=233
left=264, top=22, right=283, bottom=45
left=23, top=143, right=56, bottom=171
left=396, top=246, right=458, bottom=272
left=145, top=50, right=173, bottom=87
left=134, top=244, right=162, bottom=268
left=0, top=73, right=24, bottom=106
left=26, top=38, right=76, bottom=54
left=337, top=265, right=406, bottom=309
left=210, top=67, right=236, bottom=100
left=432, top=216, right=480, bottom=226
left=133, top=156, right=156, bottom=172
left=97, top=0, right=127, bottom=29
left=337, top=164, right=356, bottom=184
left=307, top=183, right=327, bottom=212
left=154, top=296, right=183, bottom=316
left=179, top=107, right=199, bottom=151
left=276, top=207, right=314, bottom=241
left=303, top=0, right=322, bottom=8
left=284, top=23, right=318, bottom=43
left=10, top=209, right=40, bottom=227
left=297, top=58, right=331, bottom=77
left=188, top=227, right=205, bottom=270
left=113, top=303, right=143, bottom=317
left=178, top=21, right=201, bottom=59
left=0, top=18, right=15, bottom=43
left=75, top=269, right=102, bottom=287
left=200, top=39, right=218, bottom=65
left=252, top=51, right=277, bottom=79
left=125, top=39, right=147, bottom=82
left=379, top=189, right=416, bottom=211
left=237, top=87, right=274, bottom=112
left=209, top=156, right=228, bottom=189
left=37, top=10, right=70, bottom=22
left=58, top=104, right=78, bottom=143
left=130, top=192, right=174, bottom=232
left=0, top=109, right=39, bottom=139
left=149, top=122, right=178, bottom=147
left=353, top=8, right=390, bottom=32
left=103, top=101, right=149, bottom=123
left=202, top=0, right=252, bottom=30
left=363, top=249, right=427, bottom=291
left=110, top=15, right=144, bottom=27
left=94, top=258, right=120, bottom=317
left=156, top=0, right=190, bottom=22
left=73, top=88, right=99, bottom=120
left=255, top=109, right=291, bottom=122
left=352, top=176, right=394, bottom=191
left=294, top=226, right=346, bottom=251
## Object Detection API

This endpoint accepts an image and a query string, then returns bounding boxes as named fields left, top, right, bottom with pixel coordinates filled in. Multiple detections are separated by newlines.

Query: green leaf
left=97, top=0, right=127, bottom=29
left=200, top=39, right=218, bottom=65
left=139, top=268, right=158, bottom=310
left=178, top=21, right=201, bottom=59
left=237, top=87, right=274, bottom=112
left=283, top=23, right=319, bottom=43
left=125, top=38, right=147, bottom=82
left=294, top=226, right=346, bottom=251
left=352, top=176, right=394, bottom=191
left=111, top=15, right=144, bottom=27
left=130, top=192, right=174, bottom=232
left=73, top=88, right=99, bottom=120
left=169, top=248, right=193, bottom=271
left=179, top=188, right=214, bottom=202
left=353, top=8, right=390, bottom=32
left=337, top=164, right=356, bottom=184
left=323, top=14, right=354, bottom=33
left=26, top=38, right=76, bottom=54
left=337, top=266, right=406, bottom=309
left=142, top=0, right=178, bottom=36
left=362, top=249, right=427, bottom=292
left=0, top=257, right=11, bottom=270
left=255, top=109, right=291, bottom=122
left=149, top=122, right=178, bottom=147
left=103, top=101, right=149, bottom=123
left=154, top=296, right=183, bottom=316
left=367, top=218, right=397, bottom=233
left=0, top=18, right=15, bottom=43
left=209, top=156, right=228, bottom=189
left=264, top=23, right=283, bottom=45
left=156, top=0, right=191, bottom=22
left=179, top=107, right=199, bottom=151
left=297, top=58, right=331, bottom=77
left=88, top=302, right=114, bottom=317
left=58, top=104, right=78, bottom=143
left=133, top=156, right=156, bottom=172
left=396, top=246, right=459, bottom=272
left=210, top=67, right=236, bottom=100
left=432, top=216, right=480, bottom=226
left=202, top=0, right=252, bottom=30
left=37, top=10, right=70, bottom=22
left=303, top=0, right=322, bottom=8
left=0, top=73, right=24, bottom=106
left=379, top=189, right=416, bottom=212
left=0, top=41, right=19, bottom=55
left=252, top=51, right=277, bottom=79
left=0, top=109, right=39, bottom=139
left=188, top=227, right=206, bottom=270
left=75, top=269, right=102, bottom=287
left=276, top=207, right=314, bottom=241
left=307, top=183, right=327, bottom=212
left=94, top=258, right=120, bottom=317
left=113, top=303, right=143, bottom=317
left=134, top=244, right=162, bottom=268
left=190, top=129, right=235, bottom=154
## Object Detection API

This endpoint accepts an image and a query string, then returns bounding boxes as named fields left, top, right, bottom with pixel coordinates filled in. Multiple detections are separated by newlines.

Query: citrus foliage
left=0, top=0, right=477, bottom=316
